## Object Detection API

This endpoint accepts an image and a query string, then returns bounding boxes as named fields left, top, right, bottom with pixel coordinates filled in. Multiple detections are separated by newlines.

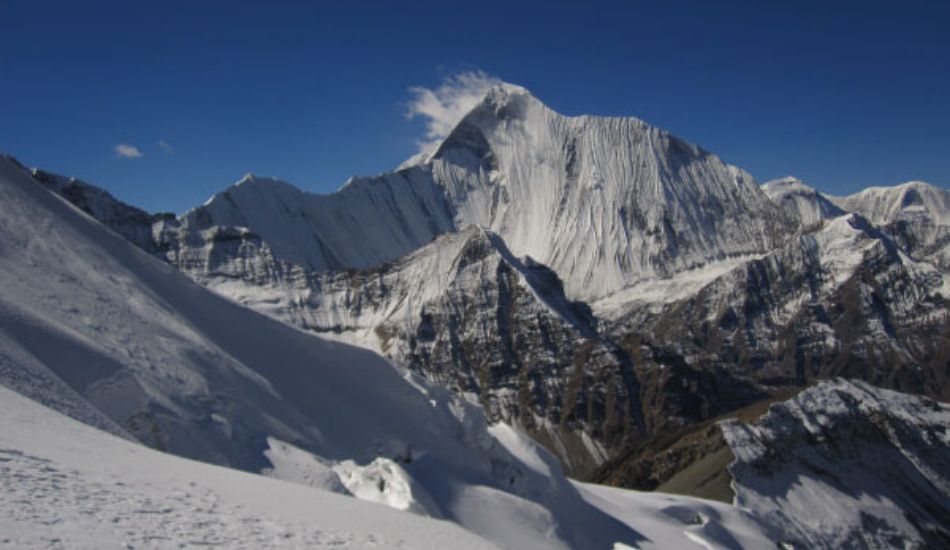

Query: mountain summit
left=178, top=84, right=794, bottom=303
left=433, top=84, right=795, bottom=300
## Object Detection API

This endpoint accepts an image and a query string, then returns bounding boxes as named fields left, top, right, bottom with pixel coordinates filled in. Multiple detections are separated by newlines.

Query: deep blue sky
left=1, top=1, right=948, bottom=213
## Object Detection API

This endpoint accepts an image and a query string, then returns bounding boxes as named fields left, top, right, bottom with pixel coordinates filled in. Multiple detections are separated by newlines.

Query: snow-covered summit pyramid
left=428, top=84, right=794, bottom=300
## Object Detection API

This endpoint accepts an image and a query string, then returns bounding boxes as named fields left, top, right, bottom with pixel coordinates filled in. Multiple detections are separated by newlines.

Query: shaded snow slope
left=721, top=379, right=950, bottom=549
left=2, top=155, right=461, bottom=471
left=0, top=385, right=497, bottom=550
left=0, top=155, right=648, bottom=549
left=30, top=167, right=169, bottom=253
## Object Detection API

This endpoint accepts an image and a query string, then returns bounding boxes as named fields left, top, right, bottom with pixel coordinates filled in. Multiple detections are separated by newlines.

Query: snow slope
left=0, top=384, right=496, bottom=550
left=487, top=416, right=779, bottom=550
left=0, top=381, right=786, bottom=550
left=722, top=379, right=950, bottom=549
left=573, top=481, right=777, bottom=550
left=30, top=167, right=167, bottom=253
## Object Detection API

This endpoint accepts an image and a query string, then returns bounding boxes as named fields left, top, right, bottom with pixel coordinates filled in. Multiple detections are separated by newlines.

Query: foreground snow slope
left=0, top=384, right=496, bottom=550
left=722, top=379, right=950, bottom=549
left=0, top=155, right=473, bottom=471
left=0, top=382, right=784, bottom=550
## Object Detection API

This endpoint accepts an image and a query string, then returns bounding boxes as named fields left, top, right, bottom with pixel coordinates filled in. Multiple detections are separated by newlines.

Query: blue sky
left=1, top=0, right=948, bottom=213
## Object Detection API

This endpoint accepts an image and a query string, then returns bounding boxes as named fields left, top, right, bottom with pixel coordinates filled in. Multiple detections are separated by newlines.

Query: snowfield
left=0, top=382, right=787, bottom=550
left=0, top=384, right=496, bottom=550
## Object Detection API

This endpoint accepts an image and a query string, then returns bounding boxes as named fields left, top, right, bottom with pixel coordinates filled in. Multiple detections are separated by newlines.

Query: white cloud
left=157, top=139, right=172, bottom=154
left=114, top=144, right=143, bottom=159
left=407, top=71, right=503, bottom=154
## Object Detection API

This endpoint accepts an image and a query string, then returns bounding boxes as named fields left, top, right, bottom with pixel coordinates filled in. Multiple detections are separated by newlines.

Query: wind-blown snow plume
left=407, top=71, right=503, bottom=153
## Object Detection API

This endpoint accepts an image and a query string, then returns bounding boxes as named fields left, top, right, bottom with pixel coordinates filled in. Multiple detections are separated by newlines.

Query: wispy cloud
left=407, top=71, right=502, bottom=154
left=114, top=143, right=143, bottom=159
left=157, top=139, right=172, bottom=154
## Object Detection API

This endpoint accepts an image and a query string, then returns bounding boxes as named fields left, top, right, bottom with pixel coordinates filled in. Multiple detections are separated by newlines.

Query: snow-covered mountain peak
left=136, top=84, right=795, bottom=303
left=480, top=81, right=532, bottom=103
left=827, top=180, right=950, bottom=268
left=762, top=176, right=845, bottom=230
left=196, top=173, right=304, bottom=210
left=429, top=84, right=791, bottom=300
left=833, top=180, right=950, bottom=226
